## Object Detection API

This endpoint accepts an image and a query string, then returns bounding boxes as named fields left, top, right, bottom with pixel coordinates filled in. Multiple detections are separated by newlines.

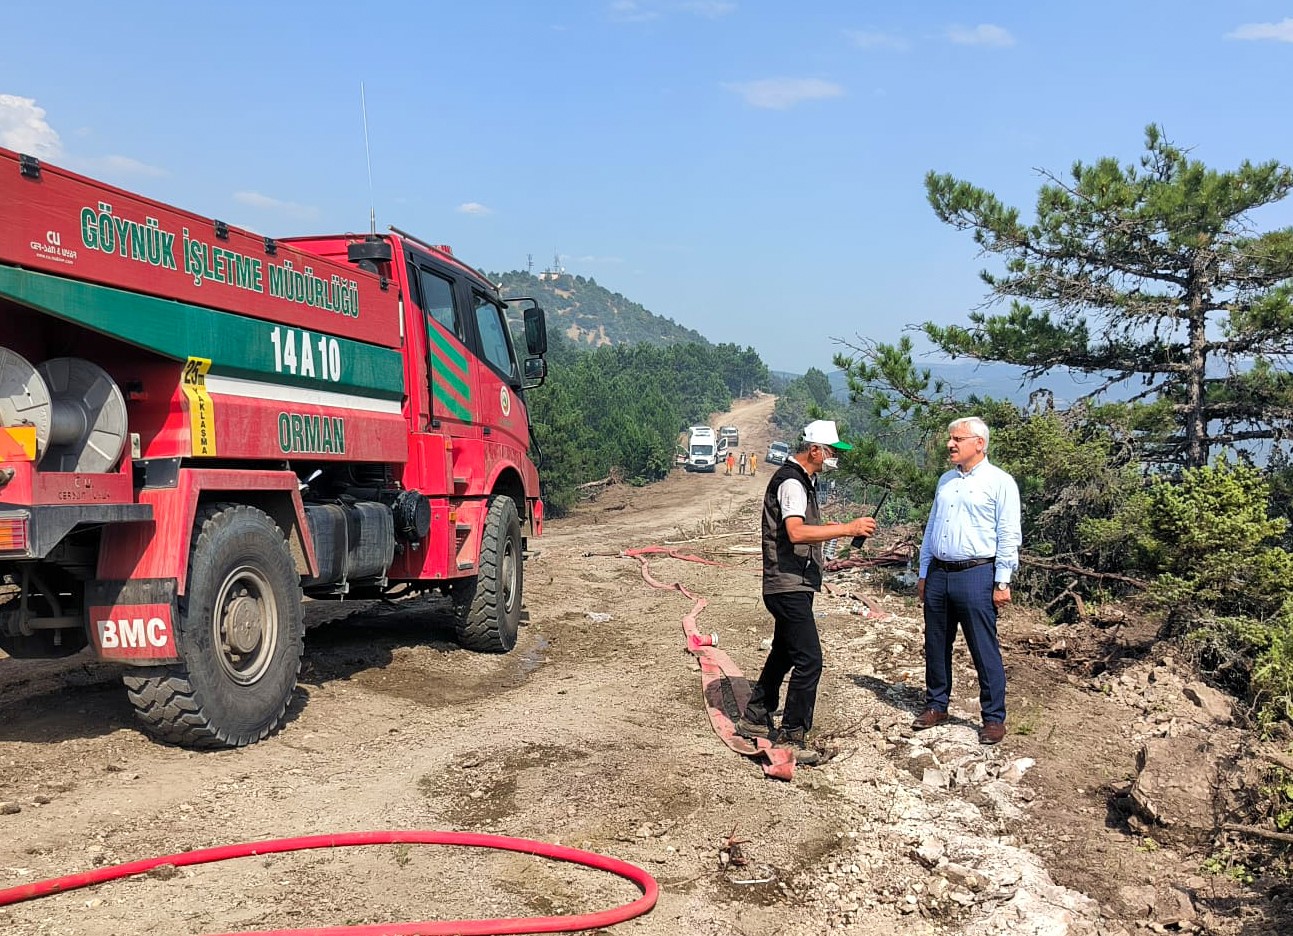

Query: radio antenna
left=361, top=82, right=376, bottom=236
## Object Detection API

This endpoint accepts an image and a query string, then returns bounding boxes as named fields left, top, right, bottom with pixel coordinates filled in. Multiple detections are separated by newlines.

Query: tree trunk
left=1185, top=249, right=1212, bottom=469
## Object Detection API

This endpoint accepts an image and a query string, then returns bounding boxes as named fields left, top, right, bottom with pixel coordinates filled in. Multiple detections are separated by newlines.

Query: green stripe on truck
left=427, top=324, right=469, bottom=374
left=0, top=266, right=405, bottom=400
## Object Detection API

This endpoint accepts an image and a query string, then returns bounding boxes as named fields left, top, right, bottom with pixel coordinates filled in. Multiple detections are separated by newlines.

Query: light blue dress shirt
left=918, top=458, right=1022, bottom=585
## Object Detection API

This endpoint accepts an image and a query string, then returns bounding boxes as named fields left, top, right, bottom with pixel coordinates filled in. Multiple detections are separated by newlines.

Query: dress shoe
left=979, top=721, right=1006, bottom=745
left=911, top=708, right=948, bottom=730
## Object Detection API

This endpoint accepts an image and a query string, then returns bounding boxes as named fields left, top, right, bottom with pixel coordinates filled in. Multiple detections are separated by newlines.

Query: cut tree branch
left=1021, top=555, right=1150, bottom=589
left=1259, top=751, right=1293, bottom=772
left=1223, top=823, right=1293, bottom=846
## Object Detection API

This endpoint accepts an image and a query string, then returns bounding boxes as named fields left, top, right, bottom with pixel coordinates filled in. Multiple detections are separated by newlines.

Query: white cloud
left=723, top=77, right=844, bottom=110
left=0, top=97, right=170, bottom=179
left=457, top=202, right=493, bottom=216
left=946, top=23, right=1016, bottom=47
left=609, top=0, right=734, bottom=22
left=575, top=254, right=624, bottom=264
left=608, top=1, right=658, bottom=23
left=80, top=154, right=168, bottom=178
left=0, top=94, right=62, bottom=158
left=847, top=30, right=909, bottom=51
left=233, top=190, right=319, bottom=220
left=1226, top=18, right=1293, bottom=41
left=677, top=1, right=736, bottom=18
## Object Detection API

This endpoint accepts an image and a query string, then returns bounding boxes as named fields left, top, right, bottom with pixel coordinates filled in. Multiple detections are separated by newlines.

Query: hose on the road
left=0, top=830, right=658, bottom=936
left=621, top=546, right=797, bottom=780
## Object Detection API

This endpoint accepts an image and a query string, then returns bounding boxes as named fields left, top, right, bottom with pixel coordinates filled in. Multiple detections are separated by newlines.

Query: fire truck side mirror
left=523, top=357, right=548, bottom=387
left=523, top=307, right=548, bottom=357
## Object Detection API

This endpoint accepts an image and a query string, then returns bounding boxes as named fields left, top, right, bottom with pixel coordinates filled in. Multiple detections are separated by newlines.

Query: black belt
left=931, top=557, right=994, bottom=573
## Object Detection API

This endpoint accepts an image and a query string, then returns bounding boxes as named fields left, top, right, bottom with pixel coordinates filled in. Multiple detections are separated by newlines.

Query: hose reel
left=0, top=347, right=128, bottom=472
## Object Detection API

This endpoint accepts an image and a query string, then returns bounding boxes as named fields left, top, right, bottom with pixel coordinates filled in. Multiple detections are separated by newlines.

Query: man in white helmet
left=736, top=420, right=876, bottom=764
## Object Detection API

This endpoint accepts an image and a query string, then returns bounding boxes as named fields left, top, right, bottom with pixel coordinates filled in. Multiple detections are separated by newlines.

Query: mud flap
left=85, top=578, right=180, bottom=662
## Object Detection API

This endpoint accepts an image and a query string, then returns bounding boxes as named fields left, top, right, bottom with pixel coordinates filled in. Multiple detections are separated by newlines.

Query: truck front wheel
left=451, top=495, right=523, bottom=653
left=123, top=503, right=304, bottom=748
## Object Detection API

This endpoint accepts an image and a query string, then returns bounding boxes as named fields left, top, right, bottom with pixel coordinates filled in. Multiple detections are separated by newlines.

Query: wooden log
left=1223, top=822, right=1293, bottom=845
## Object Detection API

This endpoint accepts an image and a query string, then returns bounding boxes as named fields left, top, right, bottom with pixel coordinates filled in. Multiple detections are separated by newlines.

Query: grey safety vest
left=762, top=459, right=823, bottom=595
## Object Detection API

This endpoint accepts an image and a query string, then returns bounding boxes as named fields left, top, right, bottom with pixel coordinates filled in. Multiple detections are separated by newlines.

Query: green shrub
left=1107, top=458, right=1293, bottom=720
left=1249, top=605, right=1293, bottom=723
left=1141, top=459, right=1293, bottom=624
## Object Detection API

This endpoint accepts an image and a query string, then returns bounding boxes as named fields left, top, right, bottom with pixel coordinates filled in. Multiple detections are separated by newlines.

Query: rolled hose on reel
left=0, top=347, right=127, bottom=472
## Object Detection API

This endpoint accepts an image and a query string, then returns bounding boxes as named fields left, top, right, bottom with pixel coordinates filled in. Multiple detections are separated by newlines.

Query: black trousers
left=745, top=590, right=822, bottom=732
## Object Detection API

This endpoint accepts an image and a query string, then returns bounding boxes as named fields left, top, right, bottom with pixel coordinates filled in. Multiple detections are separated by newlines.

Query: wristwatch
left=994, top=582, right=1009, bottom=591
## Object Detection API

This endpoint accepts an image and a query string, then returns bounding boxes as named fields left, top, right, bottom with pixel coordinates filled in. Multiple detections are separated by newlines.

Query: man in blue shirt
left=914, top=417, right=1021, bottom=745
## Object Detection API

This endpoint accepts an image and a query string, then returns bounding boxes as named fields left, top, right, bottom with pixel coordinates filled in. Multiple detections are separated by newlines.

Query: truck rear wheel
left=451, top=495, right=523, bottom=653
left=123, top=503, right=304, bottom=748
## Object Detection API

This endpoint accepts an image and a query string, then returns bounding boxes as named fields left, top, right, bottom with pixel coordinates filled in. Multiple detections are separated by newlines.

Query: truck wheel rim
left=213, top=565, right=278, bottom=685
left=502, top=534, right=519, bottom=614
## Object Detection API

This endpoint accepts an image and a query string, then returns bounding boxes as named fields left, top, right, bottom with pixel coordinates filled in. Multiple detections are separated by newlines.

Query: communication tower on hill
left=539, top=250, right=564, bottom=281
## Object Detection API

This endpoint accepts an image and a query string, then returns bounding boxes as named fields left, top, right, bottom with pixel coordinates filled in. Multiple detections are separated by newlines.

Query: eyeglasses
left=948, top=434, right=981, bottom=442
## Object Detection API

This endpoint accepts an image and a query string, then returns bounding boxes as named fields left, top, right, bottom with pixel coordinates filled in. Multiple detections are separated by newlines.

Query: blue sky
left=2, top=2, right=1292, bottom=373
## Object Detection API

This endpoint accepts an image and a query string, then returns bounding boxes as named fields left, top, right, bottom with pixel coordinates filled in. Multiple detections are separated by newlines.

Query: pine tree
left=922, top=125, right=1293, bottom=468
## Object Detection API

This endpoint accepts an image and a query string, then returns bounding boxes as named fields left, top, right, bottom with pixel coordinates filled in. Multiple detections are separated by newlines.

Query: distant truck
left=718, top=425, right=739, bottom=447
left=766, top=441, right=791, bottom=465
left=686, top=427, right=716, bottom=472
left=0, top=146, right=549, bottom=749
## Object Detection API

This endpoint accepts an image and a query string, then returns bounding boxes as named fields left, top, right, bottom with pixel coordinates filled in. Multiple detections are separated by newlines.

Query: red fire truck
left=0, top=146, right=548, bottom=748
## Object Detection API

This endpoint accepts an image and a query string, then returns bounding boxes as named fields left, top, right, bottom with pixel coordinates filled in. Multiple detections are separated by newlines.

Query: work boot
left=735, top=703, right=773, bottom=740
left=769, top=726, right=822, bottom=766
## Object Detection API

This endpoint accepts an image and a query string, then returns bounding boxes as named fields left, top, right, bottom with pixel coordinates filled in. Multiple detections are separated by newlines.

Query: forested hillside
left=525, top=338, right=769, bottom=514
left=495, top=271, right=707, bottom=348
left=493, top=268, right=776, bottom=513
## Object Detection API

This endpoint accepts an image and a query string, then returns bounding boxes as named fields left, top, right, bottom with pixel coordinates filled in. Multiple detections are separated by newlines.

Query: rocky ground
left=1, top=394, right=1291, bottom=935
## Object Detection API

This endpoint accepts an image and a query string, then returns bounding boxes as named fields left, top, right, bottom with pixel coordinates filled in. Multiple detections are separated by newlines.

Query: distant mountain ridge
left=825, top=360, right=1130, bottom=407
left=492, top=270, right=708, bottom=348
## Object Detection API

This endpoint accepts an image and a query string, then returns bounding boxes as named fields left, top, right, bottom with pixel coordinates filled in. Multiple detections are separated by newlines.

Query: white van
left=686, top=427, right=717, bottom=472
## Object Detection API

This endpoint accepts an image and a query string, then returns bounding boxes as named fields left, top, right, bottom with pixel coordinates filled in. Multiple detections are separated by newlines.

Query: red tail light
left=0, top=513, right=29, bottom=553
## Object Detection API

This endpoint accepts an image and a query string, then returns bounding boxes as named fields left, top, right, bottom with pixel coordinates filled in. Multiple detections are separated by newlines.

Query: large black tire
left=452, top=495, right=523, bottom=653
left=123, top=503, right=304, bottom=748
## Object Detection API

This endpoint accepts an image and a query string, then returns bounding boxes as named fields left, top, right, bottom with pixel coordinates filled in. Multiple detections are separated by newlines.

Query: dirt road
left=0, top=395, right=1280, bottom=935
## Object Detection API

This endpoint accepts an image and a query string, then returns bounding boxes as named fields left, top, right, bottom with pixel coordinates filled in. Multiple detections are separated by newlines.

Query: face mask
left=823, top=457, right=839, bottom=471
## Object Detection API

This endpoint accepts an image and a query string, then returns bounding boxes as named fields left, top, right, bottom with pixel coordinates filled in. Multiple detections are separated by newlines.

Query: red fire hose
left=620, top=547, right=797, bottom=780
left=0, top=830, right=658, bottom=935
